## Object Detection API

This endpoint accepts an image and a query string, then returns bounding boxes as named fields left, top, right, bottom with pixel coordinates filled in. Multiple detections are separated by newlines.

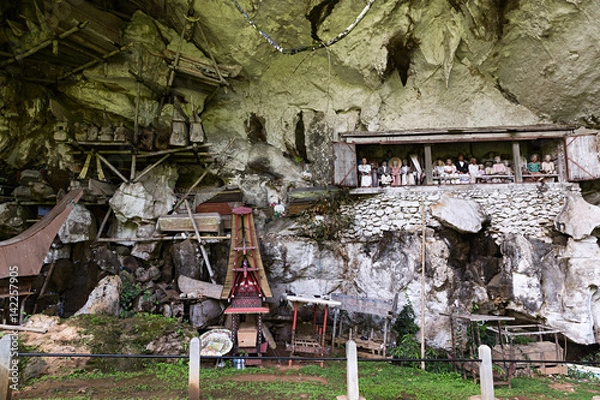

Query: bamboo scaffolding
left=0, top=21, right=90, bottom=68
left=59, top=43, right=132, bottom=80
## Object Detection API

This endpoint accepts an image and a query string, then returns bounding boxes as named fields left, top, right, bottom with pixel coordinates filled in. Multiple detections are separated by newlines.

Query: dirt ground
left=13, top=366, right=328, bottom=400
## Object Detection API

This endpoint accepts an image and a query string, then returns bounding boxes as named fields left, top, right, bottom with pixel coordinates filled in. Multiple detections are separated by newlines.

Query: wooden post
left=479, top=345, right=495, bottom=400
left=512, top=141, right=523, bottom=183
left=33, top=261, right=56, bottom=314
left=189, top=337, right=200, bottom=400
left=289, top=301, right=299, bottom=367
left=332, top=309, right=338, bottom=349
left=320, top=305, right=329, bottom=368
left=383, top=316, right=389, bottom=357
left=336, top=340, right=364, bottom=400
left=424, top=144, right=433, bottom=185
left=0, top=334, right=13, bottom=400
left=557, top=139, right=566, bottom=182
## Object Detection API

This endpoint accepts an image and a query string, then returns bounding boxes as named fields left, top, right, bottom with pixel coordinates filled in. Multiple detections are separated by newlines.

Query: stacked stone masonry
left=342, top=183, right=580, bottom=241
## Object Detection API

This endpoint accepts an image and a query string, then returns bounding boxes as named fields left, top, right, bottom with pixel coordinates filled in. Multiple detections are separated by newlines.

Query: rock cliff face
left=2, top=1, right=600, bottom=346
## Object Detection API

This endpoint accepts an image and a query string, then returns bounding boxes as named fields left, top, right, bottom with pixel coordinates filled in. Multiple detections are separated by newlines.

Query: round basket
left=199, top=329, right=233, bottom=356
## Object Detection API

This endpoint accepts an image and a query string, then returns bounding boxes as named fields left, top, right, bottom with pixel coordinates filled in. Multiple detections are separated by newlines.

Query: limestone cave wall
left=2, top=0, right=600, bottom=348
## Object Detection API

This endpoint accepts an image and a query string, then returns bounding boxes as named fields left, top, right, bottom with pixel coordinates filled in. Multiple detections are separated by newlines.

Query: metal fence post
left=189, top=337, right=200, bottom=400
left=479, top=345, right=494, bottom=400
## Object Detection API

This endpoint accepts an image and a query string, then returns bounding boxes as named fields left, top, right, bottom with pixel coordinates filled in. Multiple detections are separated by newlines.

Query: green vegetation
left=67, top=313, right=195, bottom=371
left=296, top=188, right=353, bottom=243
left=17, top=360, right=600, bottom=400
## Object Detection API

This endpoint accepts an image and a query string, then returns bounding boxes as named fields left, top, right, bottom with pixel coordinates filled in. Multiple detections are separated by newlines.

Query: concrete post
left=347, top=340, right=359, bottom=400
left=189, top=337, right=200, bottom=400
left=0, top=335, right=13, bottom=400
left=479, top=345, right=495, bottom=400
left=337, top=340, right=364, bottom=400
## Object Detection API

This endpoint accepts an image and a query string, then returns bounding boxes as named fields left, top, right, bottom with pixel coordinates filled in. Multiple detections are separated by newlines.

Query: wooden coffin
left=177, top=275, right=223, bottom=300
left=157, top=212, right=223, bottom=235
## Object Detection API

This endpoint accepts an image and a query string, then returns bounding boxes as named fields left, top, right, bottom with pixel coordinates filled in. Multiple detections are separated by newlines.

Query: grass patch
left=59, top=313, right=196, bottom=372
left=15, top=359, right=600, bottom=399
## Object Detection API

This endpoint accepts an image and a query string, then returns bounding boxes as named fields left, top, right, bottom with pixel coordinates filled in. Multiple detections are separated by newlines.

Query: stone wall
left=343, top=183, right=580, bottom=241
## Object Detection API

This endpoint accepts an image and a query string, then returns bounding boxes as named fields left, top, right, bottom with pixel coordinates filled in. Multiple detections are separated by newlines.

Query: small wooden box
left=237, top=324, right=258, bottom=347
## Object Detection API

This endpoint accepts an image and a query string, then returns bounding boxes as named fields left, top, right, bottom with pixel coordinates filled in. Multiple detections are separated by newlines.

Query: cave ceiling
left=1, top=0, right=600, bottom=171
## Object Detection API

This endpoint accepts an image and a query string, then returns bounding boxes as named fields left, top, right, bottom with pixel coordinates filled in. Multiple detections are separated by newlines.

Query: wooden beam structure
left=341, top=125, right=576, bottom=144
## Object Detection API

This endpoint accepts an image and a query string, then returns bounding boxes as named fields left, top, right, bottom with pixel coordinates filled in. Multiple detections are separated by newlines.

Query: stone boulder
left=131, top=223, right=160, bottom=260
left=145, top=332, right=185, bottom=355
left=75, top=275, right=122, bottom=317
left=500, top=234, right=543, bottom=315
left=189, top=299, right=223, bottom=328
left=109, top=164, right=177, bottom=223
left=92, top=245, right=119, bottom=275
left=172, top=238, right=203, bottom=280
left=43, top=243, right=71, bottom=263
left=430, top=195, right=488, bottom=233
left=135, top=265, right=161, bottom=283
left=0, top=202, right=32, bottom=239
left=543, top=237, right=600, bottom=344
left=58, top=205, right=95, bottom=243
left=555, top=194, right=600, bottom=240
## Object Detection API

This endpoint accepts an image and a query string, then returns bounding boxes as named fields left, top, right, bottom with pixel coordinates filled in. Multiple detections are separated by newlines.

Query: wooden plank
left=195, top=202, right=235, bottom=215
left=177, top=275, right=223, bottom=300
left=342, top=125, right=575, bottom=137
left=333, top=142, right=358, bottom=187
left=343, top=127, right=575, bottom=145
left=157, top=213, right=223, bottom=234
left=63, top=0, right=123, bottom=45
left=565, top=134, right=600, bottom=181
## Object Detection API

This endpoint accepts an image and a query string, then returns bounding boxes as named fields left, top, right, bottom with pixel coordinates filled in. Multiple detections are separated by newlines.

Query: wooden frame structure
left=486, top=324, right=566, bottom=377
left=441, top=313, right=515, bottom=385
left=285, top=295, right=341, bottom=367
left=333, top=125, right=600, bottom=187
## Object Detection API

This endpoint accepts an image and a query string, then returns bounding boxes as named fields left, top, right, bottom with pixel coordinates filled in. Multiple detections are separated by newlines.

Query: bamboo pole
left=420, top=197, right=426, bottom=371
left=94, top=236, right=228, bottom=243
left=32, top=261, right=56, bottom=314
left=96, top=153, right=129, bottom=183
left=172, top=139, right=235, bottom=211
left=0, top=21, right=89, bottom=68
left=185, top=200, right=216, bottom=284
left=133, top=154, right=170, bottom=183
left=59, top=44, right=131, bottom=81
left=96, top=208, right=112, bottom=239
